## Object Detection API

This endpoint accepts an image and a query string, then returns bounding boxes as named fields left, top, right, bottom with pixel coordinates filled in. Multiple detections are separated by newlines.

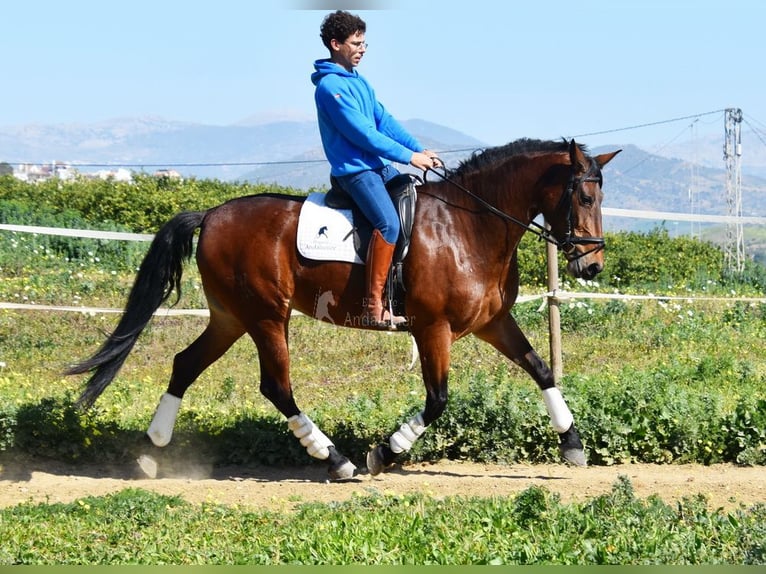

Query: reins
left=423, top=160, right=604, bottom=260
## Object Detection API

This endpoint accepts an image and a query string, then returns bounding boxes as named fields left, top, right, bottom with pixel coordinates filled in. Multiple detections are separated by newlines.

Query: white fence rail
left=2, top=207, right=766, bottom=242
left=602, top=207, right=766, bottom=225
left=2, top=289, right=764, bottom=319
left=0, top=223, right=155, bottom=241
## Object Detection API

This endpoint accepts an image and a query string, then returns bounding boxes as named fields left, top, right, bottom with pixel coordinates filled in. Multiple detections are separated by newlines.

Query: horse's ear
left=594, top=149, right=622, bottom=169
left=568, top=139, right=588, bottom=173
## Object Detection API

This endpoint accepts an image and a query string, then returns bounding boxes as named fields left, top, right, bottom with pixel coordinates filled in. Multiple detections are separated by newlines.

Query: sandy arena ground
left=1, top=458, right=763, bottom=512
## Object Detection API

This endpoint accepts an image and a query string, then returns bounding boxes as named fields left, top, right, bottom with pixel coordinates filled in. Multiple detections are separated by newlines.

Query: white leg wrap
left=147, top=393, right=182, bottom=447
left=389, top=412, right=426, bottom=454
left=542, top=387, right=574, bottom=433
left=287, top=413, right=333, bottom=460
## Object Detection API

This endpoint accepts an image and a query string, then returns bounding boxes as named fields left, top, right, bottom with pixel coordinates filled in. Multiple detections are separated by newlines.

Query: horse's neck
left=417, top=177, right=530, bottom=261
left=461, top=163, right=542, bottom=226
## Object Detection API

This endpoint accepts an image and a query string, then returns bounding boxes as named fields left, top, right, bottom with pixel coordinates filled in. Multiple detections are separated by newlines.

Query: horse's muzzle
left=567, top=258, right=603, bottom=280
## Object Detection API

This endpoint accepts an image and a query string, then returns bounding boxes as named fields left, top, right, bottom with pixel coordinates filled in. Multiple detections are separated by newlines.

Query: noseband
left=426, top=161, right=604, bottom=261
left=555, top=169, right=605, bottom=261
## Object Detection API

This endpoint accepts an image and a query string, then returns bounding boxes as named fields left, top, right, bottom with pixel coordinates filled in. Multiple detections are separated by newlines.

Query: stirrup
left=363, top=308, right=409, bottom=331
left=381, top=309, right=410, bottom=331
left=383, top=293, right=410, bottom=331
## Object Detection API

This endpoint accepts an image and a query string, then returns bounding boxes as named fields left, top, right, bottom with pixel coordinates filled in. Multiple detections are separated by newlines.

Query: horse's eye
left=580, top=193, right=594, bottom=206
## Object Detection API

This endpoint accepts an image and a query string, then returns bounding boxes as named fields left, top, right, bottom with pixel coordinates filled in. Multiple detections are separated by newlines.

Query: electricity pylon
left=723, top=108, right=744, bottom=273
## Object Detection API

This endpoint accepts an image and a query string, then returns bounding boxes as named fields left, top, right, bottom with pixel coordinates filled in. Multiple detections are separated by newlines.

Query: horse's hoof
left=328, top=459, right=357, bottom=481
left=136, top=454, right=159, bottom=478
left=561, top=447, right=587, bottom=467
left=366, top=445, right=386, bottom=476
left=558, top=424, right=586, bottom=467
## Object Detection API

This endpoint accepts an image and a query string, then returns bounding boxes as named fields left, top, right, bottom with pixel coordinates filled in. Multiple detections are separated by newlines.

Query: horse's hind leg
left=250, top=318, right=357, bottom=480
left=146, top=314, right=244, bottom=448
left=367, top=323, right=453, bottom=475
left=475, top=313, right=587, bottom=466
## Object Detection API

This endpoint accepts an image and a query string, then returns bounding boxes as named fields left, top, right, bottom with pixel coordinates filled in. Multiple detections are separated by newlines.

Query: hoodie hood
left=311, top=57, right=421, bottom=176
left=311, top=58, right=357, bottom=86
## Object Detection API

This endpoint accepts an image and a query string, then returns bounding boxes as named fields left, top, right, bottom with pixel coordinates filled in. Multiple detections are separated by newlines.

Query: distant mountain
left=594, top=144, right=766, bottom=234
left=1, top=115, right=764, bottom=233
left=0, top=116, right=483, bottom=184
left=656, top=130, right=766, bottom=180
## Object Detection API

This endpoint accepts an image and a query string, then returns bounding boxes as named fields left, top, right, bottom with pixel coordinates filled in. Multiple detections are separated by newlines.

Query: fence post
left=545, top=223, right=563, bottom=383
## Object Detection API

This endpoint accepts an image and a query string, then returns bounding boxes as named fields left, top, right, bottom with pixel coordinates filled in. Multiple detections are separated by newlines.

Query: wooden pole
left=546, top=223, right=563, bottom=383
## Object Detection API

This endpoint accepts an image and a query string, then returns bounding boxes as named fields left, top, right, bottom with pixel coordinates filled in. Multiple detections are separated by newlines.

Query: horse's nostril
left=586, top=263, right=603, bottom=278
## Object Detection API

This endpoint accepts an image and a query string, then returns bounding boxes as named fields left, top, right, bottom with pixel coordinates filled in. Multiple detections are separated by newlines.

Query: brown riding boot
left=363, top=229, right=405, bottom=329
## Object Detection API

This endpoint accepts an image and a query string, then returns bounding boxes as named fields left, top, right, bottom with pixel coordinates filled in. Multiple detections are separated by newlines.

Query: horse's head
left=544, top=140, right=620, bottom=280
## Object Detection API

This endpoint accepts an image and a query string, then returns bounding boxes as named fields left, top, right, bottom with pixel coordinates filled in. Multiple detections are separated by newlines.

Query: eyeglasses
left=346, top=40, right=368, bottom=50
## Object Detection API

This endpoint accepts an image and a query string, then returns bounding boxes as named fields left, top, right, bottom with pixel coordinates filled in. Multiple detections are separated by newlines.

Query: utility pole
left=689, top=119, right=699, bottom=238
left=723, top=108, right=744, bottom=273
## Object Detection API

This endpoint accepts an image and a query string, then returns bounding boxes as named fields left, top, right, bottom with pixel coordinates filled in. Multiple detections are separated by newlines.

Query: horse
left=67, top=138, right=620, bottom=480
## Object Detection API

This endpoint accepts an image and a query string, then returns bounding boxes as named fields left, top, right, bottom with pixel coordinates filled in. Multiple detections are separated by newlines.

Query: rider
left=311, top=10, right=440, bottom=329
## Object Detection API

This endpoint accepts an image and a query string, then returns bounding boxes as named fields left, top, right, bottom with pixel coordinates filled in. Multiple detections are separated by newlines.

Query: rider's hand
left=410, top=151, right=442, bottom=171
left=423, top=149, right=443, bottom=169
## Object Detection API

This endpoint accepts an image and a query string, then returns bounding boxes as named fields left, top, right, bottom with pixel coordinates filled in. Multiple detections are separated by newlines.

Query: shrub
left=0, top=174, right=293, bottom=233
left=0, top=199, right=146, bottom=271
left=10, top=395, right=131, bottom=463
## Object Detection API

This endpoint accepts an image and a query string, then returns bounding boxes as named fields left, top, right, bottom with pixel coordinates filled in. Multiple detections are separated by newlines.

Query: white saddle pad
left=297, top=192, right=364, bottom=264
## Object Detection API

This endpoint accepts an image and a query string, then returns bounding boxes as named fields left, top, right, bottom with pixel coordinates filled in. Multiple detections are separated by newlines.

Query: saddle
left=325, top=173, right=419, bottom=317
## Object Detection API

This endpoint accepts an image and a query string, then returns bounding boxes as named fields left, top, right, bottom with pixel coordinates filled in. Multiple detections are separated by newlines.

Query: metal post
left=546, top=223, right=563, bottom=383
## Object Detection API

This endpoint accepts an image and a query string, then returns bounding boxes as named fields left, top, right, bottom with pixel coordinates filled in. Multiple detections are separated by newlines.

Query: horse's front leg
left=367, top=324, right=452, bottom=475
left=476, top=314, right=587, bottom=466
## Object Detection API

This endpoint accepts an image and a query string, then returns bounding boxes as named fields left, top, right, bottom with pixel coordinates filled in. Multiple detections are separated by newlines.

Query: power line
left=5, top=159, right=328, bottom=169
left=743, top=116, right=766, bottom=151
left=571, top=109, right=726, bottom=139
left=619, top=121, right=697, bottom=175
left=744, top=112, right=766, bottom=131
left=4, top=147, right=478, bottom=169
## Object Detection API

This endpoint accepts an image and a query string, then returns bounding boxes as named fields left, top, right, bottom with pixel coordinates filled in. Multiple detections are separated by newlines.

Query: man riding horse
left=312, top=10, right=441, bottom=329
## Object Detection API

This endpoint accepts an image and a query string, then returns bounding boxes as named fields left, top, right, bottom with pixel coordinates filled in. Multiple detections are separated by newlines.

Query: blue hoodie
left=311, top=59, right=424, bottom=177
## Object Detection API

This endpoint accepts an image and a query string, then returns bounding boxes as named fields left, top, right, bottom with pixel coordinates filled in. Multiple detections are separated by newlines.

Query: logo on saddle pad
left=296, top=193, right=365, bottom=264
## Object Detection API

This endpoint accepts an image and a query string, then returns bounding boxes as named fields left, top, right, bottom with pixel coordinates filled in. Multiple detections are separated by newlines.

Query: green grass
left=1, top=293, right=764, bottom=468
left=1, top=477, right=763, bottom=565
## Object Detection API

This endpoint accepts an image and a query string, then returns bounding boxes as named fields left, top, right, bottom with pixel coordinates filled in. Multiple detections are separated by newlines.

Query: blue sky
left=2, top=0, right=765, bottom=150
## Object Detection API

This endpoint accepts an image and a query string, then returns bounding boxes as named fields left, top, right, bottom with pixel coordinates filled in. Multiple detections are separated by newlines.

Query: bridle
left=425, top=159, right=605, bottom=262
left=555, top=167, right=605, bottom=260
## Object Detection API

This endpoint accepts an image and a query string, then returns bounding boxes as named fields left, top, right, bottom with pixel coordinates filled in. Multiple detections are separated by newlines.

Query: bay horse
left=67, top=138, right=620, bottom=480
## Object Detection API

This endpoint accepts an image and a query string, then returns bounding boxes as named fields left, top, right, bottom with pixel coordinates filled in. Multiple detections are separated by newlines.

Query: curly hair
left=319, top=10, right=366, bottom=50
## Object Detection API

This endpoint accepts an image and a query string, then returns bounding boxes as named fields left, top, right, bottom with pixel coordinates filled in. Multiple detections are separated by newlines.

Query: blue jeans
left=335, top=164, right=400, bottom=244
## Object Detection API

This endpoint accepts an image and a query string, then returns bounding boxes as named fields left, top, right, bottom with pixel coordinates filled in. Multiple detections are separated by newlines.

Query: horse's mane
left=451, top=138, right=587, bottom=177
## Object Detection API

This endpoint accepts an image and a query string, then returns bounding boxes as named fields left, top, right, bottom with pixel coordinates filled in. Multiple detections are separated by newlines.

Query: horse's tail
left=67, top=210, right=208, bottom=408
